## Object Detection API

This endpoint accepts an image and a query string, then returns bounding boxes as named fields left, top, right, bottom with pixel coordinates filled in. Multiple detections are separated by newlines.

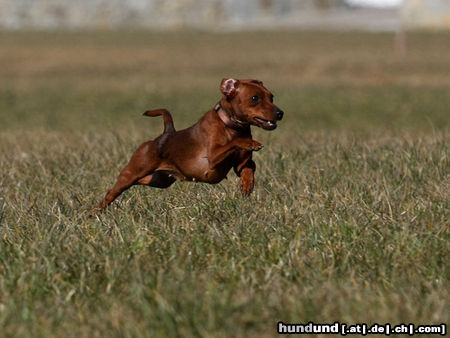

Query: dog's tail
left=143, top=109, right=175, bottom=134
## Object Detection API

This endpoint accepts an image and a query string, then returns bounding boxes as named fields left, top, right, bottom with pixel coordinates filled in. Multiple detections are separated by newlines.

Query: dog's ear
left=221, top=78, right=240, bottom=99
left=250, top=79, right=263, bottom=86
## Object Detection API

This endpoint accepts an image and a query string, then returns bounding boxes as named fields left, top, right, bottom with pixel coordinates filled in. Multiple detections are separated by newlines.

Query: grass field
left=0, top=30, right=449, bottom=337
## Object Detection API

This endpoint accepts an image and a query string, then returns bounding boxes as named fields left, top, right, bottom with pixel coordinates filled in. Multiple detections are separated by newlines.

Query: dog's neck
left=214, top=101, right=249, bottom=133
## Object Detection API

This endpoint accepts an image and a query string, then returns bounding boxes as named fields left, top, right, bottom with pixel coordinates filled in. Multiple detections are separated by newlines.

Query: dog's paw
left=240, top=184, right=252, bottom=196
left=240, top=140, right=263, bottom=152
left=87, top=206, right=102, bottom=217
left=240, top=178, right=254, bottom=196
left=250, top=141, right=264, bottom=152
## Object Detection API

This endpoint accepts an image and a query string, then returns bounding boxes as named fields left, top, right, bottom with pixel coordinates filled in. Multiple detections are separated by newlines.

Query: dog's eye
left=251, top=95, right=259, bottom=102
left=270, top=95, right=274, bottom=103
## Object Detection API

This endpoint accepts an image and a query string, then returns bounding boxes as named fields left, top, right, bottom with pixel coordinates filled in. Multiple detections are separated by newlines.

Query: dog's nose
left=275, top=109, right=284, bottom=120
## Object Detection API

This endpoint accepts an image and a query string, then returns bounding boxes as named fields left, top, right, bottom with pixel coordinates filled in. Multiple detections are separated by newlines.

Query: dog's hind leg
left=137, top=170, right=177, bottom=188
left=96, top=141, right=161, bottom=210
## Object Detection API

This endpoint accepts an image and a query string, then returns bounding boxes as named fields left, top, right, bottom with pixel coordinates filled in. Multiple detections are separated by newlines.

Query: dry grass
left=0, top=30, right=449, bottom=337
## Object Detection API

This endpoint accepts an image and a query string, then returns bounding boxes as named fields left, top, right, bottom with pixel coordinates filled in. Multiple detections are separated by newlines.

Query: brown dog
left=95, top=78, right=283, bottom=210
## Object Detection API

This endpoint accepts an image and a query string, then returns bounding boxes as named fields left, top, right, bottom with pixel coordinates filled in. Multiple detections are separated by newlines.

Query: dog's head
left=220, top=78, right=283, bottom=130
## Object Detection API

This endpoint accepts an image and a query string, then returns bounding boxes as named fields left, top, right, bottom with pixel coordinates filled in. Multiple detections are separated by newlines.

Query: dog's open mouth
left=254, top=117, right=277, bottom=130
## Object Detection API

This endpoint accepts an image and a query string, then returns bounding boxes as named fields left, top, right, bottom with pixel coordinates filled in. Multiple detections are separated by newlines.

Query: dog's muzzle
left=275, top=109, right=284, bottom=120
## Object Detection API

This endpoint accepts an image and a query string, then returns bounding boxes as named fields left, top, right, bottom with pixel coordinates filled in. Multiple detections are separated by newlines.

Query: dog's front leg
left=234, top=158, right=256, bottom=196
left=208, top=138, right=262, bottom=169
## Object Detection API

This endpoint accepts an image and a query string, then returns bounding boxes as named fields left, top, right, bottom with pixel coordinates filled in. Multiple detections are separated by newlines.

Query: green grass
left=0, top=31, right=449, bottom=337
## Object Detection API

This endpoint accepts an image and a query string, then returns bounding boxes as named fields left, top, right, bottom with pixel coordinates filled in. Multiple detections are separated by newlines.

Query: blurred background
left=1, top=0, right=450, bottom=31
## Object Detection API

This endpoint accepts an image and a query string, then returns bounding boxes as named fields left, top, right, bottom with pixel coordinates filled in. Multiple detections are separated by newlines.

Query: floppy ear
left=221, top=78, right=240, bottom=99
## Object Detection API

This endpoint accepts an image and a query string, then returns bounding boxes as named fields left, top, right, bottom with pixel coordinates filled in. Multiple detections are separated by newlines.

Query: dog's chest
left=183, top=149, right=235, bottom=184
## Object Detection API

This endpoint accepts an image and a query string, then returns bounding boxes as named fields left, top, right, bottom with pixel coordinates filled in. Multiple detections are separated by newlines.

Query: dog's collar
left=214, top=102, right=247, bottom=130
